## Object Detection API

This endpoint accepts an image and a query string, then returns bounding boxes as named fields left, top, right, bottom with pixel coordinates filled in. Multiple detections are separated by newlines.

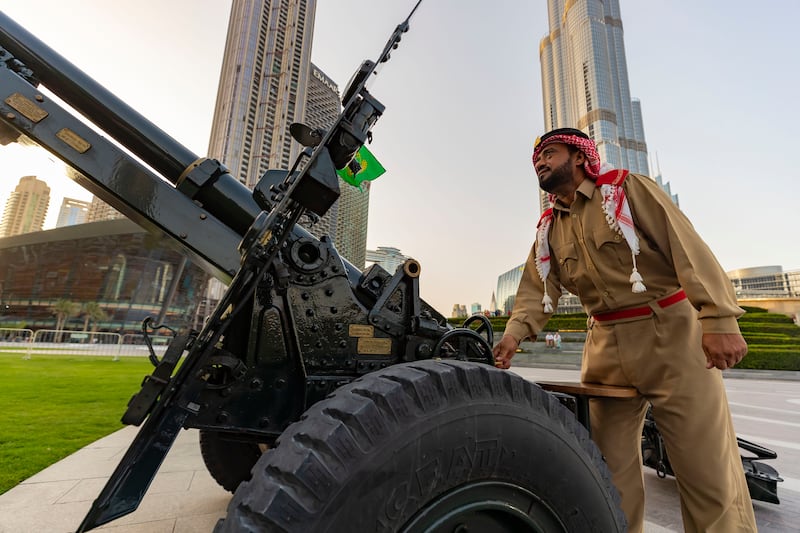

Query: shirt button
left=614, top=235, right=621, bottom=241
left=572, top=213, right=577, bottom=218
left=603, top=291, right=609, bottom=297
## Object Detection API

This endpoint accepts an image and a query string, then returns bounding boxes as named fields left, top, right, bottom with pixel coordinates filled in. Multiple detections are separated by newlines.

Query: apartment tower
left=0, top=175, right=50, bottom=238
left=207, top=0, right=317, bottom=188
left=539, top=0, right=649, bottom=213
left=55, top=197, right=90, bottom=228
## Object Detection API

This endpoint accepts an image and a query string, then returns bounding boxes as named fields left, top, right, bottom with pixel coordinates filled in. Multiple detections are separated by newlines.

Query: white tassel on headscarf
left=629, top=260, right=647, bottom=293
left=535, top=207, right=556, bottom=313
left=542, top=293, right=554, bottom=313
left=600, top=178, right=648, bottom=294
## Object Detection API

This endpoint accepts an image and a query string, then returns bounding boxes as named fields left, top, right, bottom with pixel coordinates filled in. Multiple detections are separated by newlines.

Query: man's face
left=533, top=142, right=578, bottom=193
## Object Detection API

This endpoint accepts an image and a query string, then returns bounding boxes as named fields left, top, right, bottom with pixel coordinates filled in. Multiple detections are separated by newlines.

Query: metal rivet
left=5, top=113, right=15, bottom=120
left=199, top=213, right=207, bottom=220
left=35, top=94, right=44, bottom=102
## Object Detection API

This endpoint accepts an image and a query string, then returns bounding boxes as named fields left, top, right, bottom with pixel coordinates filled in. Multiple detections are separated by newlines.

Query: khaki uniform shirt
left=505, top=173, right=743, bottom=343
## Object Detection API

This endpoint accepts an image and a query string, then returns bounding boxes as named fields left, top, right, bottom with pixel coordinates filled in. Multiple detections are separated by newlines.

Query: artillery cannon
left=0, top=4, right=774, bottom=532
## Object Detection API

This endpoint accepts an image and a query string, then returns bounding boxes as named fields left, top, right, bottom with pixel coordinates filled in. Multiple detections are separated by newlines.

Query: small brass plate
left=5, top=93, right=48, bottom=122
left=349, top=324, right=374, bottom=337
left=56, top=128, right=91, bottom=153
left=357, top=337, right=392, bottom=355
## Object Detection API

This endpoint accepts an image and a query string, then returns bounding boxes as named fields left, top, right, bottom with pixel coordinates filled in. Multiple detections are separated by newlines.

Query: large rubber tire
left=215, top=360, right=626, bottom=532
left=199, top=430, right=270, bottom=493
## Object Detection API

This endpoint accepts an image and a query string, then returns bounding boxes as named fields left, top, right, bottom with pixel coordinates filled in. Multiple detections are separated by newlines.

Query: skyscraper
left=207, top=0, right=317, bottom=188
left=0, top=175, right=50, bottom=238
left=55, top=197, right=90, bottom=228
left=202, top=0, right=317, bottom=308
left=539, top=0, right=649, bottom=213
left=86, top=195, right=125, bottom=223
left=206, top=1, right=370, bottom=271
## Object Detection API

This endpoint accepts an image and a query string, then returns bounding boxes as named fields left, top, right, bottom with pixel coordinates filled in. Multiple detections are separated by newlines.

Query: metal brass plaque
left=357, top=337, right=392, bottom=355
left=5, top=93, right=48, bottom=122
left=349, top=324, right=374, bottom=337
left=56, top=128, right=91, bottom=153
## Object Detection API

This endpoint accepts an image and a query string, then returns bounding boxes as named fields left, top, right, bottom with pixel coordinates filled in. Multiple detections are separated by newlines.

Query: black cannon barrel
left=0, top=10, right=364, bottom=285
left=0, top=10, right=265, bottom=240
left=0, top=10, right=197, bottom=183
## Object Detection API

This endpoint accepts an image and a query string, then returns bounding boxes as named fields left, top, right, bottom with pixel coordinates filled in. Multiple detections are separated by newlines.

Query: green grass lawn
left=0, top=352, right=153, bottom=495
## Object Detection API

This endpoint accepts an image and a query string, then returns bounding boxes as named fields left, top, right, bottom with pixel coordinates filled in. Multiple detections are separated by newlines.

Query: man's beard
left=538, top=159, right=574, bottom=193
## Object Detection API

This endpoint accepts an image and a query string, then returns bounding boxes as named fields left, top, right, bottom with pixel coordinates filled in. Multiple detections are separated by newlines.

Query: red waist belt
left=592, top=290, right=687, bottom=322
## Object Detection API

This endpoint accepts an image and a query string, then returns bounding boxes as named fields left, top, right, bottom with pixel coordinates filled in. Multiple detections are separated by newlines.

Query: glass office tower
left=539, top=0, right=649, bottom=213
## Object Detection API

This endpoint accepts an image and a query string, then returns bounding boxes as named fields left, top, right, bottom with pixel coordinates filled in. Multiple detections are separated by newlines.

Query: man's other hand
left=702, top=333, right=748, bottom=370
left=493, top=334, right=520, bottom=369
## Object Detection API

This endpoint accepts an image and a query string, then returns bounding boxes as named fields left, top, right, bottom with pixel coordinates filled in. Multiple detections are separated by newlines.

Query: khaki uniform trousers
left=581, top=297, right=757, bottom=533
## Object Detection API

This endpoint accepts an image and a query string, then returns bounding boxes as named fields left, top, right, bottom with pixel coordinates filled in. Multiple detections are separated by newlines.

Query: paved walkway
left=0, top=427, right=229, bottom=532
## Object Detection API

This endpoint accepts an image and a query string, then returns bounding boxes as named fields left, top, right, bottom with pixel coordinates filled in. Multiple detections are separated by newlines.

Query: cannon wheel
left=199, top=430, right=271, bottom=493
left=215, top=360, right=626, bottom=532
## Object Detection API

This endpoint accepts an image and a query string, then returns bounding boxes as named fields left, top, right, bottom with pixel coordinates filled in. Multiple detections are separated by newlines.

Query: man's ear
left=573, top=150, right=586, bottom=167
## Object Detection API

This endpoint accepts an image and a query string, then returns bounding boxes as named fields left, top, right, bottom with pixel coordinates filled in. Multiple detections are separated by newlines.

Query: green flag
left=336, top=145, right=386, bottom=189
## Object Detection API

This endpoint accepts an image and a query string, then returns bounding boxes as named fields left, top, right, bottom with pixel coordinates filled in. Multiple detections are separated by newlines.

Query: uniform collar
left=552, top=179, right=597, bottom=213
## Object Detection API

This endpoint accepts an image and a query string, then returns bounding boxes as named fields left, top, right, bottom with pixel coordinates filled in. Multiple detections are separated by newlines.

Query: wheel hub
left=400, top=480, right=567, bottom=533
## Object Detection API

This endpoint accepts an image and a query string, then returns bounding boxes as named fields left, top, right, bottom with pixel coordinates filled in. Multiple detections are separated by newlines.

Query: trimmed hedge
left=734, top=349, right=800, bottom=371
left=739, top=323, right=800, bottom=334
left=740, top=313, right=796, bottom=324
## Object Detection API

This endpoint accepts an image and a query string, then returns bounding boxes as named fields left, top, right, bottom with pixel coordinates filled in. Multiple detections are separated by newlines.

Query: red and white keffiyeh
left=532, top=133, right=602, bottom=179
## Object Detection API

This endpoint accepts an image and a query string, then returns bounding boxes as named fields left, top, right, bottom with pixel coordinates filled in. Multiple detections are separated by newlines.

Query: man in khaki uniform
left=493, top=128, right=756, bottom=533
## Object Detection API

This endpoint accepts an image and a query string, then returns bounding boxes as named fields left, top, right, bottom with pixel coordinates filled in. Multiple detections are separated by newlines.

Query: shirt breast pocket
left=552, top=242, right=579, bottom=284
left=592, top=225, right=629, bottom=267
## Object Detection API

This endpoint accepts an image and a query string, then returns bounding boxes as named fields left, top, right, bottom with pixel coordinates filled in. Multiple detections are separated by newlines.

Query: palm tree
left=81, top=302, right=108, bottom=332
left=52, top=299, right=79, bottom=341
left=81, top=302, right=108, bottom=343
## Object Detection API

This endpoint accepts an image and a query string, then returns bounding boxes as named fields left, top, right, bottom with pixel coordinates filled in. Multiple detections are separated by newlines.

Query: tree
left=52, top=299, right=79, bottom=341
left=81, top=302, right=107, bottom=332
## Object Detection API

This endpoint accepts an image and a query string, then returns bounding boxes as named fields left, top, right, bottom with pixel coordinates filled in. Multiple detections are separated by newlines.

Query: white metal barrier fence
left=0, top=328, right=173, bottom=359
